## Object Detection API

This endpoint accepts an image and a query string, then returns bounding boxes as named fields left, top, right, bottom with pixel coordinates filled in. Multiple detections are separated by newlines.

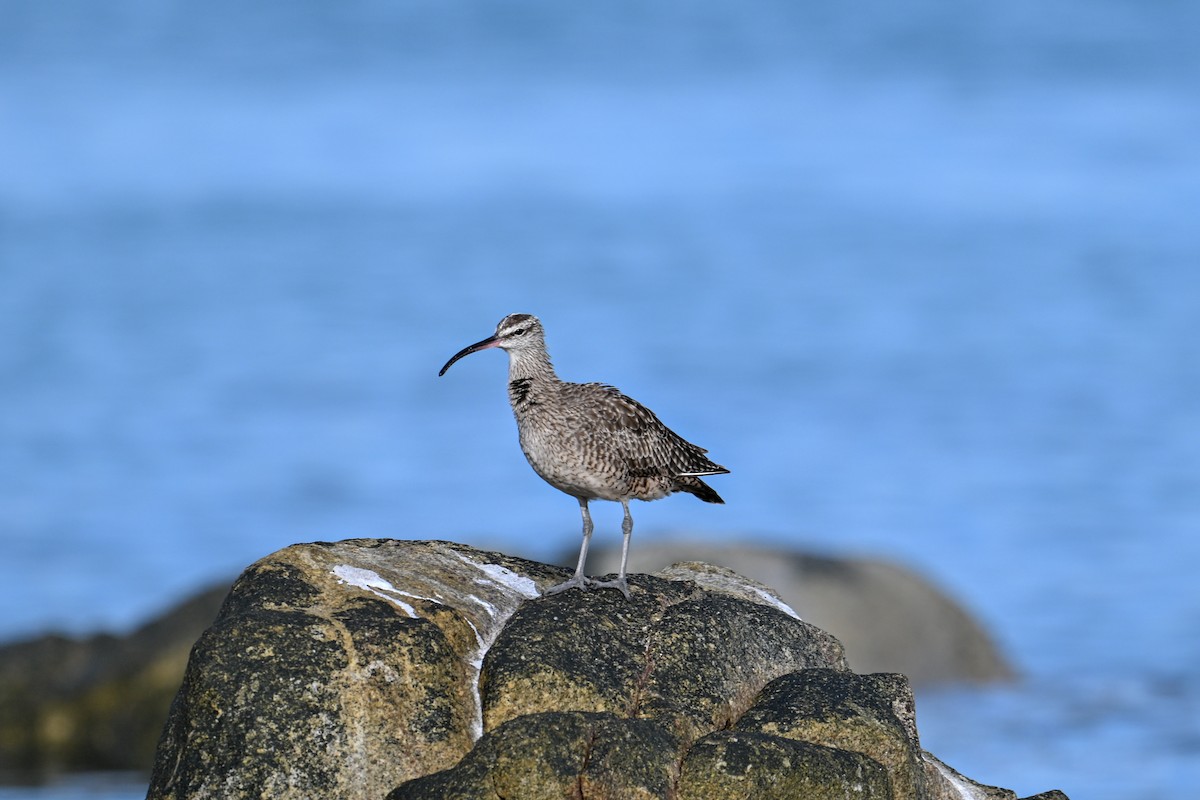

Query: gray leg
left=617, top=499, right=633, bottom=580
left=543, top=498, right=596, bottom=596
left=592, top=499, right=633, bottom=599
left=572, top=498, right=594, bottom=579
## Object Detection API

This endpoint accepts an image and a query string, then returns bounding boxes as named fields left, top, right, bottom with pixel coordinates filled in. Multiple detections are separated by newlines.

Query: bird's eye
left=512, top=328, right=527, bottom=336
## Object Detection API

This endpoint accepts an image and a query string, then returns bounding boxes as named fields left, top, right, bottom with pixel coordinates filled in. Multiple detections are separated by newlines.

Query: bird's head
left=438, top=313, right=545, bottom=376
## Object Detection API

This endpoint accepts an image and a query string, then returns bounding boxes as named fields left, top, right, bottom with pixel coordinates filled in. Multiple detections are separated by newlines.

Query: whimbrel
left=439, top=313, right=728, bottom=598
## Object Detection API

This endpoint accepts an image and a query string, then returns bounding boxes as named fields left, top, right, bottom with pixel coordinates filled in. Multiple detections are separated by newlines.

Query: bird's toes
left=590, top=577, right=632, bottom=599
left=542, top=574, right=594, bottom=596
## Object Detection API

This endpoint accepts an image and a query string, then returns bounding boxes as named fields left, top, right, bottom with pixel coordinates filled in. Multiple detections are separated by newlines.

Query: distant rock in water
left=0, top=582, right=228, bottom=780
left=586, top=542, right=1015, bottom=685
left=143, top=539, right=1064, bottom=800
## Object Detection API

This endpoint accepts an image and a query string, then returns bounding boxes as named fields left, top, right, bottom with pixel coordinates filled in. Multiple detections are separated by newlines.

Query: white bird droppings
left=454, top=553, right=541, bottom=599
left=749, top=586, right=802, bottom=620
left=332, top=564, right=441, bottom=618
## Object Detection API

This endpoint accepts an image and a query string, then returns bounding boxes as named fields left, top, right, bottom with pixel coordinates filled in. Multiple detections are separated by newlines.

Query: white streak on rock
left=749, top=586, right=802, bottom=620
left=463, top=593, right=499, bottom=618
left=466, top=559, right=541, bottom=599
left=451, top=552, right=539, bottom=740
left=332, top=564, right=442, bottom=618
left=927, top=754, right=988, bottom=800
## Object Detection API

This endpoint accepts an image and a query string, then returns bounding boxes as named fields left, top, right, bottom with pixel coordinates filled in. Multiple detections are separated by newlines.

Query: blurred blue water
left=0, top=776, right=143, bottom=800
left=3, top=2, right=1199, bottom=797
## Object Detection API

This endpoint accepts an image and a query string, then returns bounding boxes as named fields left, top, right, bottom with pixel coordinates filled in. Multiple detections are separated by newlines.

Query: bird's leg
left=543, top=498, right=597, bottom=595
left=573, top=499, right=595, bottom=581
left=617, top=499, right=633, bottom=583
left=592, top=499, right=633, bottom=599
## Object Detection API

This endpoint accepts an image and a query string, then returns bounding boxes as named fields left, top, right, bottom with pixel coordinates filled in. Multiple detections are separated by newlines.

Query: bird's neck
left=506, top=347, right=557, bottom=384
left=506, top=348, right=558, bottom=411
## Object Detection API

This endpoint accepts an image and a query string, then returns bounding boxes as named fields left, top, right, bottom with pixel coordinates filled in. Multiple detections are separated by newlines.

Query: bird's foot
left=588, top=576, right=632, bottom=600
left=542, top=574, right=597, bottom=596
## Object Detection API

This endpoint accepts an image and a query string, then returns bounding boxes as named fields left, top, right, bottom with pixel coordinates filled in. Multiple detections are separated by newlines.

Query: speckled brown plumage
left=439, top=313, right=728, bottom=597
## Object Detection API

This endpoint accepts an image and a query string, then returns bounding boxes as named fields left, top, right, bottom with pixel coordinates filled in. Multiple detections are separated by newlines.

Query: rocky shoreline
left=139, top=539, right=1063, bottom=799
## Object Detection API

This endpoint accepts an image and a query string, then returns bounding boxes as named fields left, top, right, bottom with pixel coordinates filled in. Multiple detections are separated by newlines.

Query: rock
left=677, top=731, right=892, bottom=800
left=480, top=570, right=844, bottom=743
left=586, top=542, right=1014, bottom=685
left=0, top=583, right=228, bottom=779
left=0, top=537, right=1008, bottom=781
left=147, top=539, right=549, bottom=799
left=146, top=539, right=1066, bottom=800
left=921, top=752, right=1019, bottom=800
left=734, top=670, right=924, bottom=800
left=390, top=711, right=684, bottom=800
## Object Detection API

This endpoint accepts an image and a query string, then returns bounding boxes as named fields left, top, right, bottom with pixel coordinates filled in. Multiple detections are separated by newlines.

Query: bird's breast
left=512, top=409, right=621, bottom=501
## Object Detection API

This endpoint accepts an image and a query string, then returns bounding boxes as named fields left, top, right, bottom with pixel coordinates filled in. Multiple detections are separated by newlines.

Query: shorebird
left=439, top=313, right=728, bottom=598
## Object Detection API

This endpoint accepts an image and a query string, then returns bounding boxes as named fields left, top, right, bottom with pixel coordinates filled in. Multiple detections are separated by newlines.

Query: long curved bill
left=438, top=335, right=501, bottom=376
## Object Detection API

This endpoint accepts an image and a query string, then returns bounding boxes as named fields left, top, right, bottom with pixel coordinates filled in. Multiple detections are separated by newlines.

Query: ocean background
left=2, top=1, right=1199, bottom=797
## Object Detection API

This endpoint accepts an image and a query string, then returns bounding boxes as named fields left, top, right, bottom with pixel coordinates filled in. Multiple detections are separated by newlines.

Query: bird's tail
left=677, top=475, right=725, bottom=504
